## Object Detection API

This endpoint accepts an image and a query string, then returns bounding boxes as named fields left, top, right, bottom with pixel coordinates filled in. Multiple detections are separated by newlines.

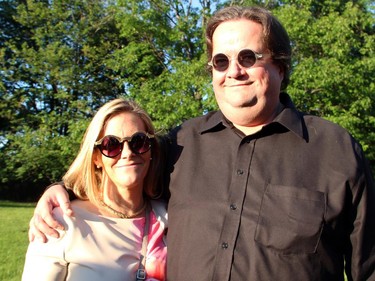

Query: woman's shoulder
left=51, top=200, right=101, bottom=230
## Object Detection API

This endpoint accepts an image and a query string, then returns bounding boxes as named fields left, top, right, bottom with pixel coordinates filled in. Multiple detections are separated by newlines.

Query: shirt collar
left=199, top=93, right=306, bottom=141
left=271, top=93, right=305, bottom=140
left=199, top=111, right=228, bottom=133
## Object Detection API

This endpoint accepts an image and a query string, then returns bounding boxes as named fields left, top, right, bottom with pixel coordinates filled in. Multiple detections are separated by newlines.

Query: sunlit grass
left=0, top=201, right=35, bottom=281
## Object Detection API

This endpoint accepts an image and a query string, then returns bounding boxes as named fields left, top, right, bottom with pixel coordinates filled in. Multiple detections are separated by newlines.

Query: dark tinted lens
left=129, top=133, right=151, bottom=154
left=101, top=136, right=122, bottom=157
left=238, top=49, right=256, bottom=68
left=212, top=54, right=229, bottom=71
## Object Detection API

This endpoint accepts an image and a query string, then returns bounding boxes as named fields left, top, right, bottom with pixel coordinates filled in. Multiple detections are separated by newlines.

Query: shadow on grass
left=0, top=201, right=36, bottom=208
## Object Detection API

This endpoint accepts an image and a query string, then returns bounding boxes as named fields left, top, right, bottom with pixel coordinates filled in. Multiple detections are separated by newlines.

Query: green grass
left=0, top=201, right=35, bottom=281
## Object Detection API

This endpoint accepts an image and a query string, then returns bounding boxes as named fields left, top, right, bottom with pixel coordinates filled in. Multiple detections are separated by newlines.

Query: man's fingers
left=28, top=231, right=35, bottom=242
left=53, top=187, right=73, bottom=217
left=28, top=215, right=48, bottom=243
left=34, top=213, right=62, bottom=238
left=28, top=217, right=36, bottom=242
left=59, top=200, right=74, bottom=217
left=40, top=212, right=64, bottom=232
left=27, top=184, right=71, bottom=242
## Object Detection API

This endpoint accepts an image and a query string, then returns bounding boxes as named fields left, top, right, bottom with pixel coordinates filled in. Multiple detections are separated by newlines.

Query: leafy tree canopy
left=0, top=0, right=374, bottom=200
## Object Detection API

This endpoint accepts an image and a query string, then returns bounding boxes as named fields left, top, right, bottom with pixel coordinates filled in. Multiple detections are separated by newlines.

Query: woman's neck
left=100, top=185, right=146, bottom=219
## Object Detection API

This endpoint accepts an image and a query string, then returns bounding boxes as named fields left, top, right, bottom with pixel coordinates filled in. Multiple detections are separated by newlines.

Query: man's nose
left=226, top=59, right=246, bottom=78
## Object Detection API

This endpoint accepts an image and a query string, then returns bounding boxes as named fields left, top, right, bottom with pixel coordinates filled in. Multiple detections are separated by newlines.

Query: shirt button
left=230, top=204, right=237, bottom=210
left=222, top=242, right=228, bottom=249
left=237, top=169, right=244, bottom=175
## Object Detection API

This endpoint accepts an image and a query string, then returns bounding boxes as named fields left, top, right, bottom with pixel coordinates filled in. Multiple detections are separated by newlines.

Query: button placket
left=211, top=137, right=256, bottom=281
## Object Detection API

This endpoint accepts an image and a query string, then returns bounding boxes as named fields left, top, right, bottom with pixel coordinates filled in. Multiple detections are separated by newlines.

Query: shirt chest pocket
left=255, top=184, right=326, bottom=255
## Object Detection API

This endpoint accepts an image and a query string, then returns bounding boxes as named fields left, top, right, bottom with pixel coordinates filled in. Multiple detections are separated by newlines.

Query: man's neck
left=233, top=123, right=264, bottom=136
left=232, top=102, right=285, bottom=136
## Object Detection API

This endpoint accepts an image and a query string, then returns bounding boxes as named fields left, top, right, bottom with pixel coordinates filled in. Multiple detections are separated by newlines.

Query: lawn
left=0, top=201, right=35, bottom=281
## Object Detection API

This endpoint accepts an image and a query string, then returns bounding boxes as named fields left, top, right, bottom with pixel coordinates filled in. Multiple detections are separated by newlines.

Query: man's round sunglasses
left=208, top=49, right=270, bottom=72
left=95, top=132, right=154, bottom=158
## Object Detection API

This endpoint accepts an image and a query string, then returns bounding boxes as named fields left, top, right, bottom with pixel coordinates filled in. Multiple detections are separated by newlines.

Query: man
left=30, top=6, right=375, bottom=280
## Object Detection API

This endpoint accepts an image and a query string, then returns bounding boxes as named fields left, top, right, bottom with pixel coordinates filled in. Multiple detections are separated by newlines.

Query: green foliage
left=0, top=0, right=218, bottom=199
left=109, top=0, right=217, bottom=128
left=0, top=0, right=374, bottom=199
left=274, top=0, right=375, bottom=168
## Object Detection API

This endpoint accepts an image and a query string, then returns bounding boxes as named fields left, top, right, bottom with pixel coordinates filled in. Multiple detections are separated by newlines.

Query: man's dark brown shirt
left=165, top=93, right=375, bottom=281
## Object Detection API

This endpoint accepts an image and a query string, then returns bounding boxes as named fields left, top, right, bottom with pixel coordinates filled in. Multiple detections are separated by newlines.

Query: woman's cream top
left=22, top=200, right=167, bottom=281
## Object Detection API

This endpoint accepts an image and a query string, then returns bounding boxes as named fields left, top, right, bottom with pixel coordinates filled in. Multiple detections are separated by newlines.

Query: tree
left=1, top=0, right=374, bottom=200
left=0, top=0, right=152, bottom=198
left=275, top=0, right=375, bottom=168
left=0, top=0, right=220, bottom=200
left=108, top=0, right=219, bottom=129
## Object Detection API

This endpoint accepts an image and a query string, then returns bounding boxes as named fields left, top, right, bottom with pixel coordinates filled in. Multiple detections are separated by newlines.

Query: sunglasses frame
left=95, top=132, right=155, bottom=158
left=208, top=49, right=271, bottom=72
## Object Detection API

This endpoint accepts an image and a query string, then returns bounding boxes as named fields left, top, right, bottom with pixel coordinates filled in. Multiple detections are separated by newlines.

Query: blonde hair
left=62, top=98, right=162, bottom=205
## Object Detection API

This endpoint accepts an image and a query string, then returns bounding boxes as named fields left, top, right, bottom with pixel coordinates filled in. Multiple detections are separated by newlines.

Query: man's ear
left=278, top=65, right=284, bottom=81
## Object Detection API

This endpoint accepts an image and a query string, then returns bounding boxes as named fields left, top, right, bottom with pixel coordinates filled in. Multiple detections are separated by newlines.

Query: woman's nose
left=120, top=141, right=134, bottom=158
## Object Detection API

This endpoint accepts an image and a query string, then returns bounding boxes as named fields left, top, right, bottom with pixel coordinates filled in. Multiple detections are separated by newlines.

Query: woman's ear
left=93, top=152, right=102, bottom=169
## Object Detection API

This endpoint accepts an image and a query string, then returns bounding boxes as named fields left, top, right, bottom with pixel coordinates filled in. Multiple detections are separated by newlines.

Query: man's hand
left=28, top=184, right=73, bottom=242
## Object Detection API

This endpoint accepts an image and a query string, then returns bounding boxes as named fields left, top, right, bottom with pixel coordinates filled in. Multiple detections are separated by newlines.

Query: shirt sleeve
left=347, top=149, right=375, bottom=280
left=22, top=209, right=69, bottom=281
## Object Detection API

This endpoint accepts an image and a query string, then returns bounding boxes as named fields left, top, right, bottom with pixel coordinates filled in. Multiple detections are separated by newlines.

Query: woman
left=22, top=98, right=167, bottom=281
